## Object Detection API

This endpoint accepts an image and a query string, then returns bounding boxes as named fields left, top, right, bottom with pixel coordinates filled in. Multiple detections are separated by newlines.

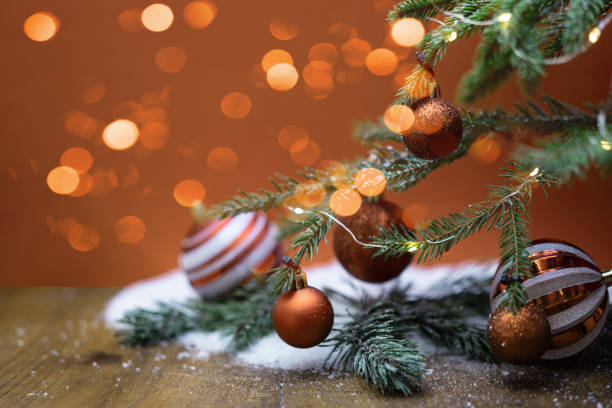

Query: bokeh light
left=155, top=46, right=187, bottom=73
left=183, top=1, right=216, bottom=29
left=24, top=12, right=59, bottom=42
left=391, top=18, right=426, bottom=47
left=251, top=63, right=267, bottom=88
left=220, top=92, right=252, bottom=119
left=278, top=125, right=309, bottom=151
left=335, top=68, right=365, bottom=86
left=47, top=166, right=80, bottom=195
left=269, top=20, right=298, bottom=40
left=366, top=48, right=398, bottom=76
left=68, top=224, right=101, bottom=252
left=393, top=63, right=415, bottom=89
left=141, top=3, right=174, bottom=32
left=69, top=173, right=94, bottom=197
left=329, top=188, right=362, bottom=217
left=174, top=179, right=206, bottom=207
left=402, top=203, right=430, bottom=228
left=60, top=147, right=93, bottom=174
left=103, top=119, right=139, bottom=150
left=206, top=146, right=239, bottom=172
left=308, top=43, right=338, bottom=66
left=267, top=63, right=299, bottom=91
left=303, top=60, right=335, bottom=99
left=261, top=49, right=293, bottom=72
left=328, top=22, right=358, bottom=42
left=354, top=168, right=386, bottom=197
left=140, top=121, right=169, bottom=150
left=294, top=180, right=326, bottom=208
left=117, top=164, right=140, bottom=187
left=402, top=66, right=437, bottom=99
left=64, top=111, right=98, bottom=139
left=324, top=161, right=353, bottom=189
left=469, top=136, right=502, bottom=164
left=81, top=78, right=107, bottom=104
left=118, top=8, right=144, bottom=32
left=341, top=38, right=372, bottom=67
left=115, top=216, right=146, bottom=244
left=383, top=104, right=415, bottom=134
left=90, top=168, right=119, bottom=196
left=290, top=140, right=320, bottom=166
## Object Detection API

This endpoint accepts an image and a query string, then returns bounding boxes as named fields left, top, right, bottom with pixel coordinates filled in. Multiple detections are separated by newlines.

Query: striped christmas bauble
left=490, top=239, right=609, bottom=360
left=180, top=212, right=283, bottom=298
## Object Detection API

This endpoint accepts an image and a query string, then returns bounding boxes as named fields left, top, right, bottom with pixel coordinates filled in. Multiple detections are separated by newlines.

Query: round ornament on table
left=180, top=212, right=283, bottom=298
left=332, top=200, right=413, bottom=283
left=401, top=97, right=463, bottom=159
left=490, top=239, right=609, bottom=360
left=487, top=302, right=551, bottom=364
left=272, top=287, right=334, bottom=348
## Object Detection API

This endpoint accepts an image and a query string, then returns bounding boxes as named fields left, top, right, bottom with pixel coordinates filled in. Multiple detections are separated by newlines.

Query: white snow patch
left=104, top=261, right=497, bottom=371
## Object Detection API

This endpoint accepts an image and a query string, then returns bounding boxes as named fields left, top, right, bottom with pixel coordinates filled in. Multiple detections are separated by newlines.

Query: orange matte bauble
left=486, top=303, right=551, bottom=364
left=272, top=287, right=334, bottom=348
left=332, top=200, right=413, bottom=283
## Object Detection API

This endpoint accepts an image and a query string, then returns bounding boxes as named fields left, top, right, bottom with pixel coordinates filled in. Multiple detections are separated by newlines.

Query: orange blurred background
left=1, top=0, right=611, bottom=286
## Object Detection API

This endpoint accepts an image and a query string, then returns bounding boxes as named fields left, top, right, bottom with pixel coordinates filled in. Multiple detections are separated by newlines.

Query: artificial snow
left=104, top=260, right=498, bottom=371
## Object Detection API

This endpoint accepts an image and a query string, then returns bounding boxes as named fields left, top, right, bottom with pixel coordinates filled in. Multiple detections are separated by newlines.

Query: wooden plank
left=1, top=288, right=611, bottom=407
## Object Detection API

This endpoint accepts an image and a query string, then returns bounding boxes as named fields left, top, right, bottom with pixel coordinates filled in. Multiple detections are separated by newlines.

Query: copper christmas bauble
left=180, top=212, right=284, bottom=298
left=487, top=303, right=551, bottom=364
left=332, top=200, right=413, bottom=283
left=491, top=239, right=609, bottom=360
left=272, top=287, right=334, bottom=348
left=401, top=97, right=463, bottom=159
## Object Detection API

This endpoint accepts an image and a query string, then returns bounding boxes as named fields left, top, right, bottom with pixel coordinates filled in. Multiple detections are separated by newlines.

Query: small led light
left=588, top=27, right=601, bottom=44
left=405, top=241, right=423, bottom=253
left=601, top=140, right=612, bottom=151
left=529, top=167, right=540, bottom=177
left=447, top=31, right=457, bottom=42
left=294, top=207, right=305, bottom=214
left=497, top=13, right=512, bottom=23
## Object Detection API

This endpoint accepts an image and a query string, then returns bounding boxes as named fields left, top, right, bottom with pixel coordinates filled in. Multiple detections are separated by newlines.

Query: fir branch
left=562, top=0, right=609, bottom=53
left=267, top=212, right=332, bottom=294
left=195, top=174, right=299, bottom=221
left=117, top=303, right=196, bottom=346
left=324, top=302, right=425, bottom=395
left=372, top=165, right=553, bottom=312
left=117, top=282, right=275, bottom=351
left=388, top=0, right=460, bottom=21
left=515, top=125, right=612, bottom=183
left=352, top=118, right=403, bottom=144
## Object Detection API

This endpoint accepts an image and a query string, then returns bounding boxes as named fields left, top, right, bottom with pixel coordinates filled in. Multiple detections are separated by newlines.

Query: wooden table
left=1, top=288, right=612, bottom=407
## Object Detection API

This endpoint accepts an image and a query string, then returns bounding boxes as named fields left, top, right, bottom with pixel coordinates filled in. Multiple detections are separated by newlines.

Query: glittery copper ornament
left=272, top=287, right=334, bottom=348
left=332, top=200, right=413, bottom=283
left=401, top=98, right=463, bottom=159
left=487, top=303, right=551, bottom=364
left=491, top=239, right=610, bottom=360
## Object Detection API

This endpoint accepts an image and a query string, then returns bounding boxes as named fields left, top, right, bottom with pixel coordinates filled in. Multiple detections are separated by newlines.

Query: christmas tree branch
left=267, top=212, right=332, bottom=294
left=116, top=281, right=275, bottom=351
left=324, top=302, right=426, bottom=395
left=389, top=0, right=612, bottom=102
left=371, top=164, right=553, bottom=313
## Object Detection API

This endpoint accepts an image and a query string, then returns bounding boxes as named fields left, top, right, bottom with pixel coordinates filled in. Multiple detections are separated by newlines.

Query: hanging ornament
left=332, top=199, right=413, bottom=283
left=272, top=258, right=334, bottom=348
left=490, top=239, right=611, bottom=361
left=180, top=212, right=284, bottom=298
left=401, top=97, right=463, bottom=159
left=486, top=302, right=551, bottom=364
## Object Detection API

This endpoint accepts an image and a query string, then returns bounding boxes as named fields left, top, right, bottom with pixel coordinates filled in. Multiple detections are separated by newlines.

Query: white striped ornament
left=180, top=212, right=283, bottom=298
left=490, top=240, right=610, bottom=360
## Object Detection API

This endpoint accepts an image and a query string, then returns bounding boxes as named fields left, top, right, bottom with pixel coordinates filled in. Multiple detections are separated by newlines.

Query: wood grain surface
left=1, top=288, right=611, bottom=407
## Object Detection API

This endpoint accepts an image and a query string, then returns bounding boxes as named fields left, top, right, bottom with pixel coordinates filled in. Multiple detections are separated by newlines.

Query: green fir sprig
left=117, top=281, right=275, bottom=351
